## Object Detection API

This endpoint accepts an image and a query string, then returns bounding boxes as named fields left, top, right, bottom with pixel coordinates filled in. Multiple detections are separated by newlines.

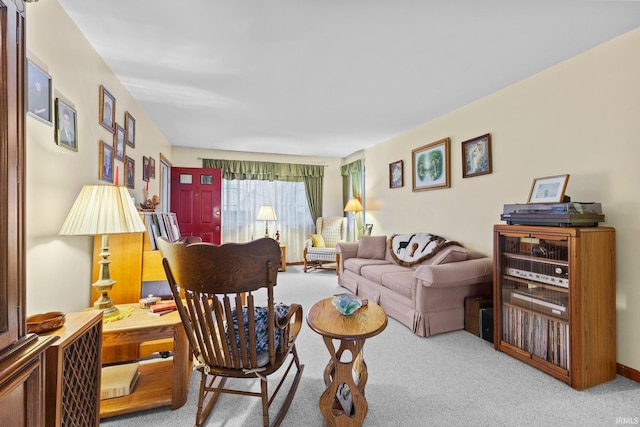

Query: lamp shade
left=344, top=198, right=363, bottom=213
left=59, top=185, right=146, bottom=236
left=256, top=205, right=277, bottom=221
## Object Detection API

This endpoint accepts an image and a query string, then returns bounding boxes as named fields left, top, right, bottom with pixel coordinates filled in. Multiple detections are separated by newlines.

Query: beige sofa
left=337, top=235, right=493, bottom=337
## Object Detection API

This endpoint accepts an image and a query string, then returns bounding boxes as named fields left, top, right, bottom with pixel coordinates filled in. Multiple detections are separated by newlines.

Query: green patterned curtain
left=202, top=159, right=324, bottom=222
left=341, top=159, right=364, bottom=239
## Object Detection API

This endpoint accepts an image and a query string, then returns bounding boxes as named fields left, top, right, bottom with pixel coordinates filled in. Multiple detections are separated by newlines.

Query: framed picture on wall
left=412, top=137, right=450, bottom=191
left=149, top=157, right=156, bottom=179
left=114, top=124, right=126, bottom=161
left=142, top=156, right=150, bottom=181
left=125, top=111, right=136, bottom=147
left=125, top=156, right=135, bottom=189
left=99, top=84, right=115, bottom=133
left=389, top=160, right=403, bottom=188
left=462, top=133, right=492, bottom=178
left=55, top=98, right=78, bottom=151
left=27, top=59, right=52, bottom=124
left=99, top=140, right=114, bottom=183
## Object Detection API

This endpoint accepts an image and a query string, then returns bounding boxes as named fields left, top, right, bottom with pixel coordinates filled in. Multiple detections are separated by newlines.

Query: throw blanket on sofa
left=389, top=233, right=462, bottom=266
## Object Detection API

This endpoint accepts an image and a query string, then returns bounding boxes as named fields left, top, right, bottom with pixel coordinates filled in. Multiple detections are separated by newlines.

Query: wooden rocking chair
left=158, top=237, right=304, bottom=427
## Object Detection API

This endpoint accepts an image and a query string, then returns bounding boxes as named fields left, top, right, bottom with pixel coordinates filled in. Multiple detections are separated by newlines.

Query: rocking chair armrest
left=276, top=303, right=303, bottom=338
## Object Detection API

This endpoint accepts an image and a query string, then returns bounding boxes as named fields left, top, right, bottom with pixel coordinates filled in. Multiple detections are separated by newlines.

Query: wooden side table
left=96, top=303, right=191, bottom=418
left=279, top=244, right=287, bottom=272
left=306, top=297, right=387, bottom=426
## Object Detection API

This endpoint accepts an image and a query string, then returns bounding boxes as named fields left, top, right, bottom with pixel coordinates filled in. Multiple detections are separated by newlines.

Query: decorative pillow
left=310, top=234, right=326, bottom=248
left=357, top=235, right=387, bottom=260
left=429, top=245, right=469, bottom=265
left=389, top=233, right=462, bottom=267
left=230, top=304, right=290, bottom=358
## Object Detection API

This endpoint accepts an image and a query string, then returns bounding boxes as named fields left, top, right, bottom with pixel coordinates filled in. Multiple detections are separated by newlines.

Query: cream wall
left=363, top=28, right=640, bottom=371
left=25, top=1, right=172, bottom=314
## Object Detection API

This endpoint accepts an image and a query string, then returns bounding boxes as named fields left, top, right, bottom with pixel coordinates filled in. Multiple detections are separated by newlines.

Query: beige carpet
left=102, top=265, right=640, bottom=426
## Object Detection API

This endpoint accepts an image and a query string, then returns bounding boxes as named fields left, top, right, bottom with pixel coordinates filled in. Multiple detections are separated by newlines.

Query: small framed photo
left=27, top=59, right=52, bottom=124
left=99, top=85, right=115, bottom=133
left=149, top=157, right=156, bottom=179
left=125, top=156, right=135, bottom=189
left=54, top=98, right=77, bottom=151
left=528, top=174, right=570, bottom=203
left=142, top=156, right=150, bottom=182
left=389, top=160, right=404, bottom=188
left=125, top=111, right=135, bottom=147
left=412, top=137, right=450, bottom=191
left=99, top=140, right=114, bottom=183
left=364, top=224, right=373, bottom=236
left=462, top=133, right=492, bottom=178
left=114, top=124, right=126, bottom=161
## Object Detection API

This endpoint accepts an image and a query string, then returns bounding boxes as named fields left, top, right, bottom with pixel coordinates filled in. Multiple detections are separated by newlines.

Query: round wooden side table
left=306, top=297, right=387, bottom=426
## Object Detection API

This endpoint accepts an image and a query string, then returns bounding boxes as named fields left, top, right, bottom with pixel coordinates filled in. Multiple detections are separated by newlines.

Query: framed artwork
left=149, top=157, right=156, bottom=179
left=99, top=84, right=115, bottom=133
left=462, top=133, right=492, bottom=178
left=125, top=111, right=136, bottom=147
left=142, top=156, right=150, bottom=181
left=125, top=156, right=135, bottom=189
left=364, top=224, right=373, bottom=236
left=412, top=137, right=450, bottom=191
left=528, top=174, right=570, bottom=203
left=27, top=59, right=52, bottom=124
left=54, top=98, right=78, bottom=151
left=389, top=160, right=404, bottom=188
left=114, top=124, right=126, bottom=161
left=99, top=140, right=114, bottom=183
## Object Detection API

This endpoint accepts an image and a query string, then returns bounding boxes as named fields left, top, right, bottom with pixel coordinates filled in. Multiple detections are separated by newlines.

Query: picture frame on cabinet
left=412, top=137, right=450, bottom=191
left=27, top=59, right=52, bottom=125
left=389, top=160, right=403, bottom=188
left=462, top=133, right=492, bottom=178
left=527, top=174, right=570, bottom=203
left=99, top=140, right=114, bottom=183
left=125, top=111, right=136, bottom=147
left=99, top=85, right=115, bottom=133
left=55, top=98, right=78, bottom=151
left=125, top=156, right=135, bottom=189
left=114, top=124, right=126, bottom=161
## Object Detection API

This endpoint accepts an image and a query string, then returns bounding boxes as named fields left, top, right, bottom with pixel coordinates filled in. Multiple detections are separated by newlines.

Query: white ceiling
left=57, top=1, right=640, bottom=158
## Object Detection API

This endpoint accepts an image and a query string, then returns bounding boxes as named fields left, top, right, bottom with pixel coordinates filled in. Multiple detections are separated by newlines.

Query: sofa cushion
left=360, top=264, right=412, bottom=288
left=310, top=234, right=326, bottom=248
left=357, top=235, right=387, bottom=260
left=343, top=258, right=391, bottom=275
left=427, top=245, right=469, bottom=265
left=380, top=271, right=415, bottom=300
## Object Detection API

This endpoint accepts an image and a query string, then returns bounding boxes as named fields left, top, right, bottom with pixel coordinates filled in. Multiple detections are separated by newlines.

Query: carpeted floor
left=101, top=265, right=640, bottom=426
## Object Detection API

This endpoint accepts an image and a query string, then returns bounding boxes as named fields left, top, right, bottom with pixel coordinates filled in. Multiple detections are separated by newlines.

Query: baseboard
left=617, top=363, right=640, bottom=383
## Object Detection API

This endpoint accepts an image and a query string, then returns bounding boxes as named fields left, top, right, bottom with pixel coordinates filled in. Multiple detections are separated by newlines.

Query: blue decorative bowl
left=332, top=294, right=362, bottom=316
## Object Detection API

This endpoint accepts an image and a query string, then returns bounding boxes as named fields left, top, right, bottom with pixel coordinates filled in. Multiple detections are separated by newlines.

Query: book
left=149, top=307, right=177, bottom=316
left=101, top=362, right=140, bottom=400
left=149, top=301, right=177, bottom=313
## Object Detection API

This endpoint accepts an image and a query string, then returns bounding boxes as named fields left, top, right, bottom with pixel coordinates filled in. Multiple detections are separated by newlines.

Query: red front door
left=170, top=167, right=222, bottom=244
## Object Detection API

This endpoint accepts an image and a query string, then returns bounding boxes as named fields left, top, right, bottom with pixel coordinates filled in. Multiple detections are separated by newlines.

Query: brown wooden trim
left=617, top=363, right=640, bottom=383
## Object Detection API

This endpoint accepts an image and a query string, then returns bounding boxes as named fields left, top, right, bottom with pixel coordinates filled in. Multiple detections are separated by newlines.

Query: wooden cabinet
left=0, top=2, right=57, bottom=425
left=41, top=311, right=103, bottom=427
left=493, top=224, right=616, bottom=390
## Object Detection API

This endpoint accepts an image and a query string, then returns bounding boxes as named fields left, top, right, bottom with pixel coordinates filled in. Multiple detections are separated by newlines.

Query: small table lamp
left=344, top=198, right=363, bottom=242
left=256, top=205, right=277, bottom=238
left=59, top=185, right=146, bottom=315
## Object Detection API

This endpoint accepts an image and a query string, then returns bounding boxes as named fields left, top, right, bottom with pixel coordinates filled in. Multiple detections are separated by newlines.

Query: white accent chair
left=303, top=216, right=347, bottom=274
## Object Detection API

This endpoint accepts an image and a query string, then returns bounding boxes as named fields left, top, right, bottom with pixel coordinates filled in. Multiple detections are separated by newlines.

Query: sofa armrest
left=336, top=242, right=359, bottom=260
left=303, top=238, right=312, bottom=250
left=413, top=258, right=493, bottom=288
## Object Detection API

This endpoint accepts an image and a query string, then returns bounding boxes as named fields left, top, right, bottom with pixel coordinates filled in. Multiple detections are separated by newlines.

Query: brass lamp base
left=93, top=282, right=119, bottom=316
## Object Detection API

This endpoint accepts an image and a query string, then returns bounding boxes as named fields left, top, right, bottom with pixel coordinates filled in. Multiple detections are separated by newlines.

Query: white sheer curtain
left=221, top=179, right=315, bottom=263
